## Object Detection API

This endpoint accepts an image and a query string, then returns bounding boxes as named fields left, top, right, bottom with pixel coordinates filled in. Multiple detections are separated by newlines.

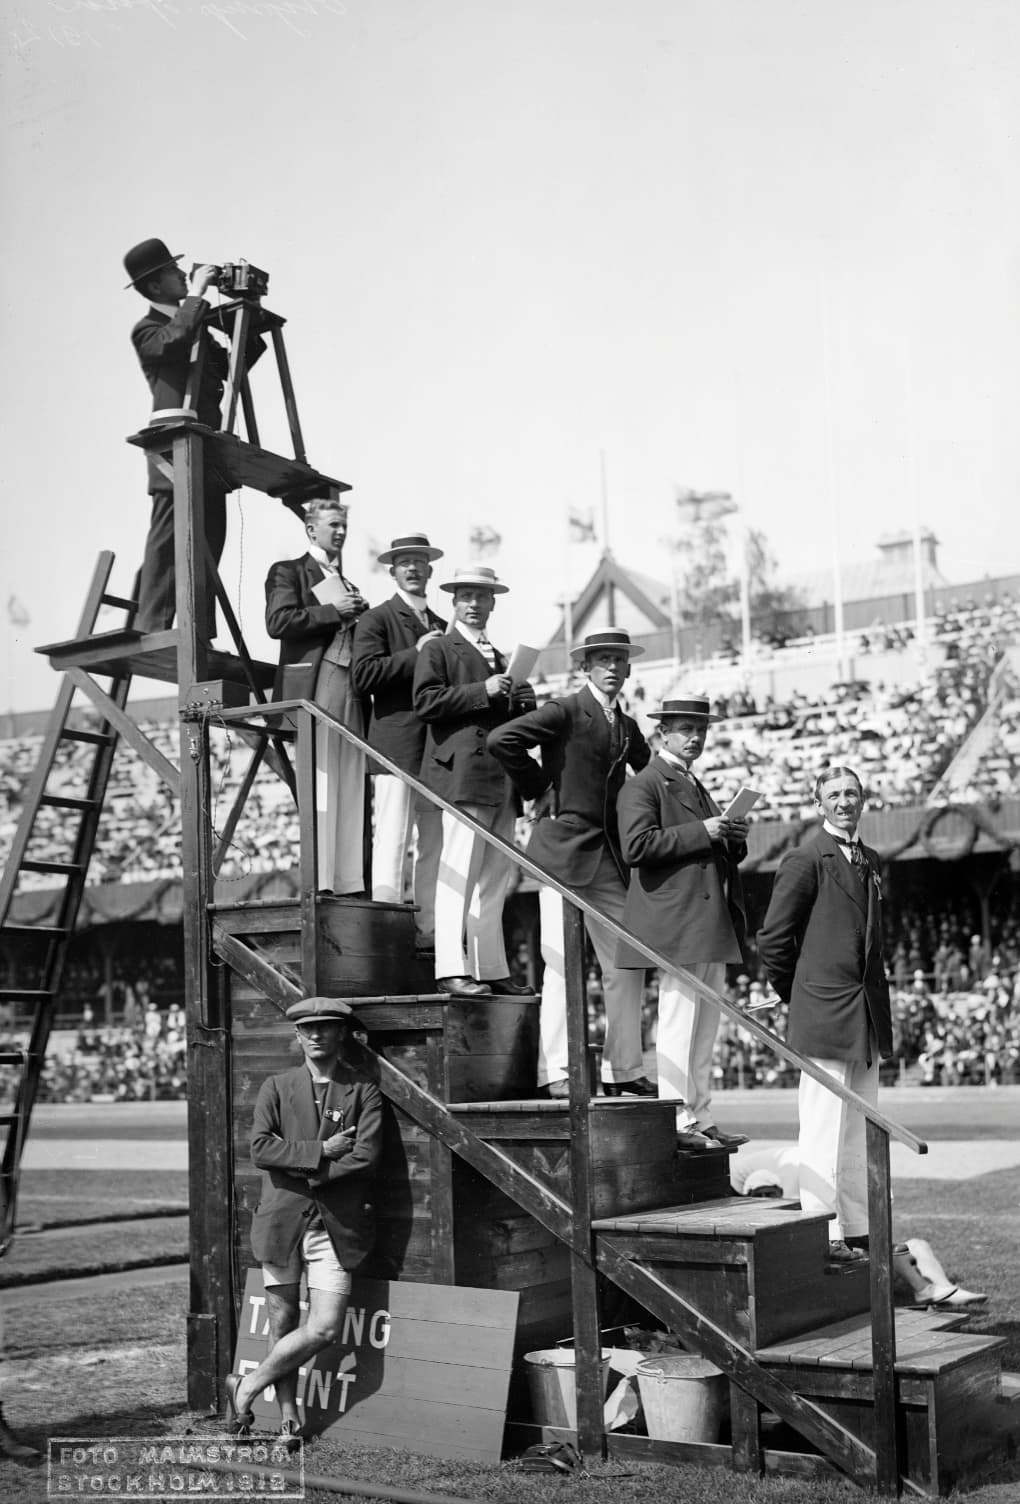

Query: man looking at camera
left=226, top=996, right=382, bottom=1448
left=123, top=236, right=264, bottom=635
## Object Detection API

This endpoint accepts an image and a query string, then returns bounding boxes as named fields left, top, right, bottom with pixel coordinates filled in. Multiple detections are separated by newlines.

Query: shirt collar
left=303, top=1059, right=336, bottom=1086
left=659, top=747, right=689, bottom=772
left=308, top=542, right=340, bottom=573
left=396, top=587, right=429, bottom=617
left=823, top=819, right=859, bottom=845
left=585, top=680, right=618, bottom=712
left=150, top=301, right=181, bottom=319
left=454, top=620, right=485, bottom=645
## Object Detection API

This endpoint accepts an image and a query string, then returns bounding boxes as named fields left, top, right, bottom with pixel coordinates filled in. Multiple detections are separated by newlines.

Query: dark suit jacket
left=351, top=594, right=447, bottom=774
left=413, top=628, right=523, bottom=808
left=615, top=755, right=747, bottom=970
left=487, top=686, right=649, bottom=886
left=131, top=298, right=264, bottom=494
left=756, top=829, right=893, bottom=1062
left=248, top=1061, right=383, bottom=1270
left=265, top=553, right=359, bottom=701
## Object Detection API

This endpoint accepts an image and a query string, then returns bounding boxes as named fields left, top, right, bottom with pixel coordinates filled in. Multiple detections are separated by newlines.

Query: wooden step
left=21, top=859, right=82, bottom=877
left=60, top=725, right=115, bottom=746
left=593, top=1197, right=871, bottom=1349
left=757, top=1308, right=1009, bottom=1495
left=40, top=794, right=99, bottom=812
left=38, top=627, right=276, bottom=693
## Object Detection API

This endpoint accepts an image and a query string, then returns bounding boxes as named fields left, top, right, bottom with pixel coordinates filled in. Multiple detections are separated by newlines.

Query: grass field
left=0, top=1114, right=1017, bottom=1504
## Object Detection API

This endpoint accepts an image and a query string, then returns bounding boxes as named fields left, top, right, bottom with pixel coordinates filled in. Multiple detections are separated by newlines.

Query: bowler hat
left=569, top=628, right=645, bottom=663
left=123, top=238, right=182, bottom=290
left=646, top=694, right=721, bottom=723
left=377, top=533, right=444, bottom=565
left=286, top=996, right=354, bottom=1024
left=439, top=565, right=508, bottom=595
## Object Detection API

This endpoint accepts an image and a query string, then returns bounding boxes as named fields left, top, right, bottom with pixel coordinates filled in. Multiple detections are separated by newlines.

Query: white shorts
left=262, top=1227, right=352, bottom=1294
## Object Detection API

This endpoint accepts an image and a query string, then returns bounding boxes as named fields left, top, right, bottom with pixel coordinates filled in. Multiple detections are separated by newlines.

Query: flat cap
left=286, top=996, right=354, bottom=1024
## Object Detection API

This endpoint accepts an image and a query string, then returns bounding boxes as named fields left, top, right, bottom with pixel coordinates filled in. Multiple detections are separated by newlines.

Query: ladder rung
left=1, top=925, right=67, bottom=939
left=40, top=794, right=99, bottom=813
left=0, top=1114, right=19, bottom=1129
left=21, top=859, right=82, bottom=877
left=0, top=1054, right=25, bottom=1068
left=101, top=593, right=137, bottom=611
left=60, top=728, right=114, bottom=746
left=0, top=989, right=53, bottom=1003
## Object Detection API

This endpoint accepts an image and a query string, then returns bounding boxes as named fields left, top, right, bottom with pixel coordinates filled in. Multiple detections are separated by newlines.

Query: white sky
left=3, top=0, right=1020, bottom=712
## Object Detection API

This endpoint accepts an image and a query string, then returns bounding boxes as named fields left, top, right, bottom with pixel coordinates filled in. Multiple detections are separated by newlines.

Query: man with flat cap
left=488, top=628, right=652, bottom=1097
left=352, top=534, right=447, bottom=947
left=265, top=497, right=369, bottom=895
left=227, top=996, right=382, bottom=1447
left=123, top=237, right=265, bottom=635
left=413, top=566, right=535, bottom=998
left=616, top=695, right=750, bottom=1149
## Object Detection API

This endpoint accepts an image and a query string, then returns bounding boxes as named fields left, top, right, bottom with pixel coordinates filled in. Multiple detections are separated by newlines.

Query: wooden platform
left=126, top=420, right=350, bottom=502
left=37, top=627, right=276, bottom=692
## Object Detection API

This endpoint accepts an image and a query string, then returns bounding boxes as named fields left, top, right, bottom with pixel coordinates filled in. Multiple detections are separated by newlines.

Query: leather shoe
left=602, top=1076, right=657, bottom=1097
left=676, top=1128, right=714, bottom=1152
left=827, top=1239, right=868, bottom=1265
left=537, top=1080, right=569, bottom=1099
left=435, top=976, right=493, bottom=998
left=700, top=1125, right=749, bottom=1148
left=487, top=976, right=533, bottom=996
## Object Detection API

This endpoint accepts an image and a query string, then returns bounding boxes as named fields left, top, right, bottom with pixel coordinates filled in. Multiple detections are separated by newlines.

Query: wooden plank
left=127, top=419, right=349, bottom=500
left=729, top=1380, right=764, bottom=1475
left=865, top=1116, right=899, bottom=1495
left=66, top=669, right=181, bottom=794
left=295, top=707, right=318, bottom=991
left=426, top=1029, right=455, bottom=1283
left=607, top=1432, right=842, bottom=1483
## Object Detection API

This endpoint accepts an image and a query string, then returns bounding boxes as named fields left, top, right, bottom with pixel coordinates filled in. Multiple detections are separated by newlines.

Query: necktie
left=836, top=836, right=868, bottom=882
left=476, top=632, right=496, bottom=670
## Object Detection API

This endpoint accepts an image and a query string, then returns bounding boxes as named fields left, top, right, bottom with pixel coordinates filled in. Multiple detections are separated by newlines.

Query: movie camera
left=193, top=258, right=270, bottom=300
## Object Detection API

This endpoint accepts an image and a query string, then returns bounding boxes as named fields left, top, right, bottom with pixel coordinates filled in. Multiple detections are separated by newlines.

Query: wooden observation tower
left=1, top=287, right=1015, bottom=1497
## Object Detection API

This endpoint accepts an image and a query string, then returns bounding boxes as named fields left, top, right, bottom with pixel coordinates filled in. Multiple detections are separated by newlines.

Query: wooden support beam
left=295, top=708, right=319, bottom=991
left=866, top=1116, right=900, bottom=1496
left=65, top=669, right=180, bottom=794
left=563, top=900, right=604, bottom=1461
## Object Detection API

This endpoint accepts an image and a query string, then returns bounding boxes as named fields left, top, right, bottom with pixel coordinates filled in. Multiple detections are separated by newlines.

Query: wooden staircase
left=214, top=894, right=1017, bottom=1496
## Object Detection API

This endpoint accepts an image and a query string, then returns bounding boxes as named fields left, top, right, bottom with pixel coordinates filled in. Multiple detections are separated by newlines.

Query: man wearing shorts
left=227, top=997, right=382, bottom=1446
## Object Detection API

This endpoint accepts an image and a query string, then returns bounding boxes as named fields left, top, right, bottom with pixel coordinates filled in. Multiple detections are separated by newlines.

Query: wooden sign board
left=232, top=1271, right=519, bottom=1462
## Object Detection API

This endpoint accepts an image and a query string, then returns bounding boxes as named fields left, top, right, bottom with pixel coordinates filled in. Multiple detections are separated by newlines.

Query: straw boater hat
left=439, top=566, right=508, bottom=595
left=286, top=996, right=354, bottom=1024
left=123, top=237, right=182, bottom=290
left=568, top=628, right=645, bottom=663
left=646, top=694, right=722, bottom=724
left=376, top=533, right=444, bottom=565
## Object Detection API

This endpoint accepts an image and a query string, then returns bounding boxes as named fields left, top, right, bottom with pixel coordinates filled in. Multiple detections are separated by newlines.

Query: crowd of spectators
left=0, top=996, right=187, bottom=1104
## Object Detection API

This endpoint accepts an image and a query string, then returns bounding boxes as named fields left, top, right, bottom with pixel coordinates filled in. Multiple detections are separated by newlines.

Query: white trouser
left=656, top=962, right=725, bottom=1128
left=314, top=662, right=365, bottom=895
left=798, top=1049, right=880, bottom=1242
left=370, top=773, right=442, bottom=941
left=433, top=792, right=515, bottom=981
left=537, top=852, right=644, bottom=1087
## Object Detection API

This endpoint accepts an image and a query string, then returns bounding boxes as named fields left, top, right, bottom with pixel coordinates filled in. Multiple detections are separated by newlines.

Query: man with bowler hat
left=123, top=237, right=265, bottom=635
left=616, top=695, right=750, bottom=1149
left=757, top=765, right=893, bottom=1263
left=352, top=534, right=447, bottom=947
left=413, top=566, right=535, bottom=998
left=265, top=497, right=369, bottom=895
left=226, top=996, right=382, bottom=1448
left=488, top=628, right=652, bottom=1096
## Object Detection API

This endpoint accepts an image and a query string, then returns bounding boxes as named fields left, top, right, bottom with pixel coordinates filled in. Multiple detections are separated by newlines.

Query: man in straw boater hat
left=413, top=565, right=536, bottom=998
left=265, top=496, right=370, bottom=895
left=488, top=628, right=653, bottom=1097
left=757, top=764, right=893, bottom=1264
left=226, top=996, right=381, bottom=1448
left=615, top=694, right=750, bottom=1149
left=122, top=237, right=265, bottom=636
left=352, top=534, right=447, bottom=948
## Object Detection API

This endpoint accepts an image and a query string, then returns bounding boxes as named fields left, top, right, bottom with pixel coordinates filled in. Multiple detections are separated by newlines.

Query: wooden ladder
left=0, top=552, right=137, bottom=1253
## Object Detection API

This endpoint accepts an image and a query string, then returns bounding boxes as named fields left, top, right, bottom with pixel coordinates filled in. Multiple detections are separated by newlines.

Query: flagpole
left=903, top=338, right=928, bottom=679
left=819, top=268, right=846, bottom=679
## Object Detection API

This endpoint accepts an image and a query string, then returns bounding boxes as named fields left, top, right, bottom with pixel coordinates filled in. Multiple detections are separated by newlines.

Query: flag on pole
left=7, top=595, right=30, bottom=627
left=675, top=488, right=737, bottom=525
left=567, top=506, right=596, bottom=543
left=469, top=525, right=501, bottom=559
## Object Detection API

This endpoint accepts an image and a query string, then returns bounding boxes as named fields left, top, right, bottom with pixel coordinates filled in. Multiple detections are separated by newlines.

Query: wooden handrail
left=212, top=697, right=927, bottom=1157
